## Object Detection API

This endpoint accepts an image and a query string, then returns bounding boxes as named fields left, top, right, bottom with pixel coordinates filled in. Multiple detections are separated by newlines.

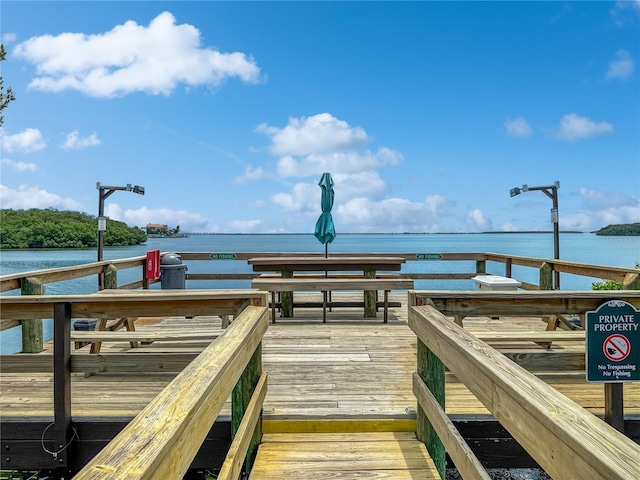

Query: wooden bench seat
left=251, top=277, right=414, bottom=323
left=71, top=329, right=223, bottom=344
left=474, top=330, right=585, bottom=343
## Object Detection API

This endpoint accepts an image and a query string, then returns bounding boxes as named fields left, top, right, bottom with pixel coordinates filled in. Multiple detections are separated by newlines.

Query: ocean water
left=1, top=233, right=638, bottom=353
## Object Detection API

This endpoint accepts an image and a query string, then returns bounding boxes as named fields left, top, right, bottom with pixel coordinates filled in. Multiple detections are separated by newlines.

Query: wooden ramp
left=249, top=432, right=440, bottom=479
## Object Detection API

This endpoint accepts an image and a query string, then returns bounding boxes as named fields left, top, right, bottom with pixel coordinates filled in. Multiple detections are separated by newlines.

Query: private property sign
left=586, top=300, right=640, bottom=382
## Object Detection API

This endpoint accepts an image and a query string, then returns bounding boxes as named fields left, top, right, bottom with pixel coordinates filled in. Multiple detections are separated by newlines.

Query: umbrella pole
left=324, top=243, right=331, bottom=311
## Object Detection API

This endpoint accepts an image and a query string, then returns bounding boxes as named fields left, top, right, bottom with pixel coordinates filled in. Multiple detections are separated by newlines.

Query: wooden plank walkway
left=2, top=291, right=640, bottom=476
left=249, top=432, right=439, bottom=479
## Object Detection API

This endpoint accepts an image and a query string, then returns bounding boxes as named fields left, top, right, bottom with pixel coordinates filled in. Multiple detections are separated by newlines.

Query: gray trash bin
left=160, top=253, right=188, bottom=289
left=74, top=318, right=97, bottom=331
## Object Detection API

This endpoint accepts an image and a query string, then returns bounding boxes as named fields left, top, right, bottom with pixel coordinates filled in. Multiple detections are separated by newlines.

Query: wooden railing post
left=90, top=265, right=118, bottom=354
left=505, top=257, right=513, bottom=278
left=363, top=268, right=377, bottom=317
left=105, top=264, right=118, bottom=290
left=142, top=263, right=149, bottom=290
left=475, top=260, right=486, bottom=274
left=53, top=302, right=73, bottom=467
left=232, top=342, right=263, bottom=474
left=281, top=270, right=293, bottom=317
left=416, top=338, right=446, bottom=479
left=623, top=272, right=640, bottom=290
left=540, top=262, right=553, bottom=290
left=21, top=277, right=44, bottom=353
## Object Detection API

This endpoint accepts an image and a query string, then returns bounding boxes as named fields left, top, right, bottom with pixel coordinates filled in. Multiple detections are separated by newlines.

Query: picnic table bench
left=248, top=256, right=406, bottom=318
left=251, top=276, right=414, bottom=323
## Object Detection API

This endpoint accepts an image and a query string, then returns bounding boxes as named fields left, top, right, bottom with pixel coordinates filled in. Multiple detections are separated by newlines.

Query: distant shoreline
left=184, top=231, right=588, bottom=236
left=147, top=234, right=189, bottom=238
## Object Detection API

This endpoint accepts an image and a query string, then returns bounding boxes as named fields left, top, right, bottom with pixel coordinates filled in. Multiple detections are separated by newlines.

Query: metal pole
left=510, top=182, right=561, bottom=289
left=97, top=187, right=105, bottom=290
left=551, top=185, right=560, bottom=289
left=97, top=184, right=127, bottom=289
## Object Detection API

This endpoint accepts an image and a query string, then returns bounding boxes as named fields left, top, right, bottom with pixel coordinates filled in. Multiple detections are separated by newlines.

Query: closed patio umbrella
left=314, top=172, right=336, bottom=257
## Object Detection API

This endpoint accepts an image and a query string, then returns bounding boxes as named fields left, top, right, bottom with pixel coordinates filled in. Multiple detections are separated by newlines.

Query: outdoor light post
left=510, top=181, right=560, bottom=289
left=97, top=182, right=145, bottom=290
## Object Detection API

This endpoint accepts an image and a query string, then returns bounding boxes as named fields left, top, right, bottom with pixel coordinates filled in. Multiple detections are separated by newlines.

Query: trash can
left=74, top=318, right=97, bottom=331
left=472, top=275, right=521, bottom=291
left=160, top=253, right=188, bottom=289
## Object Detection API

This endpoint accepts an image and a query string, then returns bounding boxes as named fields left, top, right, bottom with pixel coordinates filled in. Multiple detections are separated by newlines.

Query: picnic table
left=247, top=256, right=406, bottom=317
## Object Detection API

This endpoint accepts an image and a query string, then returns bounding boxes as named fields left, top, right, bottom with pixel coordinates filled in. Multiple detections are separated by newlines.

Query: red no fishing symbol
left=603, top=334, right=631, bottom=362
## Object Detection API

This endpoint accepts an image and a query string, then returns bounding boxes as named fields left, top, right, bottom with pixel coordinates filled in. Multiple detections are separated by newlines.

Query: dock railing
left=408, top=290, right=640, bottom=480
left=2, top=251, right=639, bottom=352
left=0, top=290, right=269, bottom=478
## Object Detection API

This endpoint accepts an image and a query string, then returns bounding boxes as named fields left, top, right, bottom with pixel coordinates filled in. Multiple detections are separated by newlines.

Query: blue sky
left=1, top=1, right=639, bottom=234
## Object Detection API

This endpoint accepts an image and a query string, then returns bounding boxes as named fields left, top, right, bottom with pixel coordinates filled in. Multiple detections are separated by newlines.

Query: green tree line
left=595, top=223, right=640, bottom=236
left=0, top=209, right=147, bottom=249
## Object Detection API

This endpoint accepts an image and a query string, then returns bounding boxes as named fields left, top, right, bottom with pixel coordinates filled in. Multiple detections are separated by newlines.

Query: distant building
left=146, top=224, right=168, bottom=235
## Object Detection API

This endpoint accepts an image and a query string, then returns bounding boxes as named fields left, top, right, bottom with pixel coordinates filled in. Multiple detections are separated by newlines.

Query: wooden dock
left=2, top=291, right=640, bottom=477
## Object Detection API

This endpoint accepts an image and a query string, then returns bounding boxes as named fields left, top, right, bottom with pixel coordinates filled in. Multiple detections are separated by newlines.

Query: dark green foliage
left=591, top=279, right=624, bottom=290
left=0, top=209, right=147, bottom=249
left=0, top=44, right=15, bottom=127
left=595, top=223, right=640, bottom=236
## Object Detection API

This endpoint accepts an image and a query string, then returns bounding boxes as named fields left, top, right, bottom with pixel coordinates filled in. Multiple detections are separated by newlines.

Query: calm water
left=1, top=233, right=638, bottom=353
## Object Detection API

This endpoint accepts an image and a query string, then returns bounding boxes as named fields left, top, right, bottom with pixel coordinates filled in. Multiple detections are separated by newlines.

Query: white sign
left=98, top=217, right=107, bottom=231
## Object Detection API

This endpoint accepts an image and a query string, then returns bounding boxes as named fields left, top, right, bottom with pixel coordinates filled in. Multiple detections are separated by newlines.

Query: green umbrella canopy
left=314, top=172, right=336, bottom=246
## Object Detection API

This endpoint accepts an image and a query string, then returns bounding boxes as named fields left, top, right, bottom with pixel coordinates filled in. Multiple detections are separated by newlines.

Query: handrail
left=408, top=292, right=640, bottom=479
left=410, top=290, right=640, bottom=317
left=3, top=251, right=638, bottom=294
left=3, top=251, right=638, bottom=347
left=1, top=290, right=269, bottom=477
left=74, top=303, right=269, bottom=479
left=0, top=256, right=148, bottom=292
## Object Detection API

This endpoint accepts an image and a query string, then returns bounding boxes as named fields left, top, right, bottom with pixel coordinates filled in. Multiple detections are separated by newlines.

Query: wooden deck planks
left=249, top=432, right=440, bottom=480
left=3, top=291, right=640, bottom=476
left=3, top=292, right=640, bottom=421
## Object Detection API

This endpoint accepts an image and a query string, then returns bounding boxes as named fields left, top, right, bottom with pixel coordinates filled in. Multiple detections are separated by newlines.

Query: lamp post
left=97, top=182, right=145, bottom=290
left=510, top=181, right=560, bottom=289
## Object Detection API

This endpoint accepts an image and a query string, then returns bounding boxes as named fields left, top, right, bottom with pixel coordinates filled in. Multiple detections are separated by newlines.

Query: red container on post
left=146, top=249, right=161, bottom=280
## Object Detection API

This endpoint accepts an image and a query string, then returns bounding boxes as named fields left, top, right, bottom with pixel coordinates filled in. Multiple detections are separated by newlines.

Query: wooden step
left=249, top=432, right=440, bottom=479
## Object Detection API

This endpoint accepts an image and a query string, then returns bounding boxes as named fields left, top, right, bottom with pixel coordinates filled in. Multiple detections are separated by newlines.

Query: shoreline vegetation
left=0, top=209, right=638, bottom=250
left=0, top=208, right=147, bottom=249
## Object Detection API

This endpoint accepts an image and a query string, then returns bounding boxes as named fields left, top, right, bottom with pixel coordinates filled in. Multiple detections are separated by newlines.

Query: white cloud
left=335, top=194, right=453, bottom=233
left=610, top=1, right=640, bottom=26
left=104, top=203, right=220, bottom=232
left=272, top=182, right=317, bottom=212
left=259, top=114, right=402, bottom=179
left=234, top=165, right=264, bottom=185
left=1, top=158, right=37, bottom=172
left=0, top=184, right=84, bottom=210
left=13, top=11, right=261, bottom=98
left=332, top=171, right=388, bottom=201
left=259, top=113, right=410, bottom=229
left=227, top=219, right=263, bottom=233
left=504, top=117, right=532, bottom=138
left=551, top=114, right=614, bottom=141
left=277, top=149, right=402, bottom=178
left=2, top=33, right=17, bottom=44
left=466, top=209, right=492, bottom=231
left=61, top=130, right=101, bottom=150
left=1, top=128, right=46, bottom=153
left=606, top=49, right=635, bottom=81
left=560, top=187, right=640, bottom=231
left=257, top=113, right=369, bottom=157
